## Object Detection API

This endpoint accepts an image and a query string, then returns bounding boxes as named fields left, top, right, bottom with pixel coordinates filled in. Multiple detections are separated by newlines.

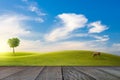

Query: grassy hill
left=0, top=50, right=120, bottom=66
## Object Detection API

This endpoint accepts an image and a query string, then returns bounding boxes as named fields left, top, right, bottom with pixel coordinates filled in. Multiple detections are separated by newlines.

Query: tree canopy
left=8, top=38, right=20, bottom=55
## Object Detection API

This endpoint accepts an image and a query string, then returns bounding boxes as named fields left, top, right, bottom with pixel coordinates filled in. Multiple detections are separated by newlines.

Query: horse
left=92, top=52, right=101, bottom=57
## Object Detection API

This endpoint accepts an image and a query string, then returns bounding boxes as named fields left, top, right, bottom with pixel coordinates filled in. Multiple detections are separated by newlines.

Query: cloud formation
left=45, top=13, right=109, bottom=42
left=21, top=0, right=46, bottom=23
left=45, top=13, right=88, bottom=41
left=73, top=34, right=109, bottom=42
left=0, top=14, right=31, bottom=38
left=28, top=3, right=46, bottom=16
left=88, top=21, right=108, bottom=33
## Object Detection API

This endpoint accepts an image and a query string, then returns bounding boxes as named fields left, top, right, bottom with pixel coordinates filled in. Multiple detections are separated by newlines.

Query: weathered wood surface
left=35, top=67, right=62, bottom=80
left=0, top=67, right=119, bottom=80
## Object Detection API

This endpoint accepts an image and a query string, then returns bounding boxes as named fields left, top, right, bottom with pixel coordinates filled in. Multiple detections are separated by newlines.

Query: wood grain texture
left=0, top=67, right=26, bottom=79
left=0, top=67, right=119, bottom=80
left=1, top=67, right=43, bottom=80
left=62, top=67, right=96, bottom=80
left=74, top=67, right=120, bottom=80
left=35, top=67, right=62, bottom=80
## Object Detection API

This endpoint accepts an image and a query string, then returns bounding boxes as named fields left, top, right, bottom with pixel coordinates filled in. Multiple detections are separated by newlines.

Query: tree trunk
left=13, top=47, right=16, bottom=56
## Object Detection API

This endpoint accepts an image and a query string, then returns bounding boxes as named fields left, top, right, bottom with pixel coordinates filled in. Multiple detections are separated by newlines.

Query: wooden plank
left=1, top=67, right=44, bottom=80
left=109, top=67, right=120, bottom=71
left=98, top=68, right=120, bottom=78
left=35, top=67, right=62, bottom=80
left=0, top=67, right=26, bottom=79
left=74, top=67, right=120, bottom=80
left=0, top=67, right=120, bottom=80
left=98, top=67, right=120, bottom=71
left=62, top=67, right=96, bottom=80
left=0, top=67, right=10, bottom=71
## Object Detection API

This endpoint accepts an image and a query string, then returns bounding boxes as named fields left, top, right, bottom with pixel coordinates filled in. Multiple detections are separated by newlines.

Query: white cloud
left=90, top=35, right=109, bottom=42
left=73, top=34, right=109, bottom=42
left=0, top=14, right=31, bottom=38
left=70, top=33, right=88, bottom=38
left=88, top=21, right=108, bottom=33
left=16, top=39, right=42, bottom=52
left=28, top=4, right=46, bottom=16
left=45, top=13, right=88, bottom=42
left=35, top=17, right=44, bottom=23
left=22, top=0, right=46, bottom=16
left=21, top=0, right=46, bottom=23
left=45, top=14, right=110, bottom=42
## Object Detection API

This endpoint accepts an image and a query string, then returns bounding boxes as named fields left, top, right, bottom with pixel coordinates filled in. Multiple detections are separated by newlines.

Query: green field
left=0, top=50, right=120, bottom=66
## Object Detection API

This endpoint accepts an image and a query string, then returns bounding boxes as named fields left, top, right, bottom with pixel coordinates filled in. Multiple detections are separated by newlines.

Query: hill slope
left=0, top=50, right=120, bottom=66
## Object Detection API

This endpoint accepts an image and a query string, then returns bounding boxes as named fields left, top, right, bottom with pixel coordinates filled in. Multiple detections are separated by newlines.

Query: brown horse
left=92, top=52, right=101, bottom=57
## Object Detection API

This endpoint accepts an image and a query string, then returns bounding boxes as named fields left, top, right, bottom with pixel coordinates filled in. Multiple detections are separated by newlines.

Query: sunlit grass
left=0, top=50, right=119, bottom=66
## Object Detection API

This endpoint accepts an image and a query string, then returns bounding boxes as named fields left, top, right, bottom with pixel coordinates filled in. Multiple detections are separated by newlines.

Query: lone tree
left=8, top=38, right=20, bottom=55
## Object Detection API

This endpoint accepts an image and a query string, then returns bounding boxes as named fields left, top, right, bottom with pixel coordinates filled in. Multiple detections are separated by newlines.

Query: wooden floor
left=0, top=67, right=120, bottom=80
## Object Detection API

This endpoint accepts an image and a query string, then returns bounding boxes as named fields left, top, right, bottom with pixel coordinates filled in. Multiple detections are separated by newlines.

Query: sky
left=0, top=0, right=120, bottom=55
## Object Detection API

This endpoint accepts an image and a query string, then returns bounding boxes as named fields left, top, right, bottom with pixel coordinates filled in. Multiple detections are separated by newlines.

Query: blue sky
left=0, top=0, right=120, bottom=55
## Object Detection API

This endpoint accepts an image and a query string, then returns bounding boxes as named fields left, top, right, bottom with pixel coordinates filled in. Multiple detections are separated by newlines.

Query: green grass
left=0, top=50, right=120, bottom=66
